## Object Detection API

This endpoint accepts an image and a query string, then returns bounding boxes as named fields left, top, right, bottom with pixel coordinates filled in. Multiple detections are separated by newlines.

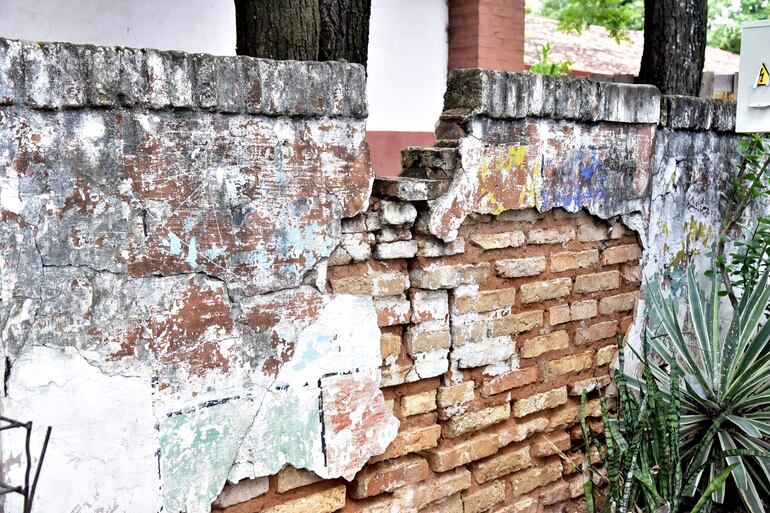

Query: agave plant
left=646, top=263, right=770, bottom=513
left=580, top=337, right=741, bottom=513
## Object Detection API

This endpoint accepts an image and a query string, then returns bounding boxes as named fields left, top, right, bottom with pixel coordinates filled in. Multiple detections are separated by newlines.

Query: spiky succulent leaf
left=647, top=263, right=770, bottom=513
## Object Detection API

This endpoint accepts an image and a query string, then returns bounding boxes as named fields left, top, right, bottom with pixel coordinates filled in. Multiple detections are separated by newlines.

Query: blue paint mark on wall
left=183, top=217, right=196, bottom=234
left=539, top=148, right=607, bottom=212
left=291, top=334, right=332, bottom=372
left=167, top=232, right=183, bottom=256
left=204, top=246, right=226, bottom=260
left=186, top=237, right=198, bottom=267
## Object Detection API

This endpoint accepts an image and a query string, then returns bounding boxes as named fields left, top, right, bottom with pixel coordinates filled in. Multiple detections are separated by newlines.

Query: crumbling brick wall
left=324, top=206, right=641, bottom=513
left=214, top=73, right=738, bottom=513
left=0, top=41, right=740, bottom=513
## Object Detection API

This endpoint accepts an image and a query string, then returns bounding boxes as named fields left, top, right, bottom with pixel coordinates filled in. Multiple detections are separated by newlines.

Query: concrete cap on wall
left=443, top=69, right=662, bottom=124
left=443, top=68, right=737, bottom=133
left=0, top=37, right=367, bottom=118
left=658, top=95, right=736, bottom=132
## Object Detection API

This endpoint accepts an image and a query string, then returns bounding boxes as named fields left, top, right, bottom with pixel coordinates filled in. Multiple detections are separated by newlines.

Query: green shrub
left=646, top=264, right=770, bottom=512
left=580, top=337, right=743, bottom=513
left=528, top=43, right=574, bottom=77
left=713, top=134, right=770, bottom=307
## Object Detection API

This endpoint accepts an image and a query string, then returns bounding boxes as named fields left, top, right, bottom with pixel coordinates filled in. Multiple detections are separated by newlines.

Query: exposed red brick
left=530, top=431, right=571, bottom=457
left=448, top=0, right=525, bottom=71
left=351, top=455, right=432, bottom=499
left=481, top=367, right=539, bottom=397
left=424, top=432, right=500, bottom=472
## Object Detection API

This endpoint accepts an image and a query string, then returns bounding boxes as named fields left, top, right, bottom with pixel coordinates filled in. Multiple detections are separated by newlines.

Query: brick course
left=425, top=433, right=500, bottom=472
left=471, top=445, right=531, bottom=483
left=520, top=331, right=569, bottom=358
left=520, top=278, right=572, bottom=303
left=351, top=455, right=432, bottom=498
left=205, top=205, right=637, bottom=512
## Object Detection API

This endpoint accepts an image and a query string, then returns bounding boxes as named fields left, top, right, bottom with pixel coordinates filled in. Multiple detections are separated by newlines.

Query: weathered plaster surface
left=428, top=118, right=654, bottom=241
left=429, top=71, right=742, bottom=284
left=4, top=108, right=369, bottom=297
left=0, top=48, right=746, bottom=513
left=645, top=122, right=741, bottom=280
left=421, top=70, right=665, bottom=244
left=0, top=38, right=397, bottom=513
left=229, top=294, right=398, bottom=483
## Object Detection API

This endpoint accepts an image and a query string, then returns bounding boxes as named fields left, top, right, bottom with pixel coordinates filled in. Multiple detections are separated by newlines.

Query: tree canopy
left=538, top=0, right=770, bottom=52
left=709, top=0, right=770, bottom=53
left=538, top=0, right=644, bottom=43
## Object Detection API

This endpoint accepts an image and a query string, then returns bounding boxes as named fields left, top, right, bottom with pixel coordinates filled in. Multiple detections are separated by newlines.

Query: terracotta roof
left=525, top=16, right=739, bottom=76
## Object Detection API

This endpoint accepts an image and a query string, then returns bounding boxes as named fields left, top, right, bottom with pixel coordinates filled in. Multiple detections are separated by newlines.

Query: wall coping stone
left=0, top=37, right=367, bottom=118
left=442, top=69, right=737, bottom=134
left=443, top=69, right=661, bottom=124
left=658, top=95, right=736, bottom=132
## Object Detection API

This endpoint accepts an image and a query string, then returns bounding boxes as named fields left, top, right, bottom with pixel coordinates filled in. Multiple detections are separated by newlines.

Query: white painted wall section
left=0, top=0, right=236, bottom=56
left=366, top=0, right=448, bottom=132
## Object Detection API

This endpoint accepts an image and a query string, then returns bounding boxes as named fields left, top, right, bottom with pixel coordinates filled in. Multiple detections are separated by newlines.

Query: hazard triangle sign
left=756, top=63, right=769, bottom=87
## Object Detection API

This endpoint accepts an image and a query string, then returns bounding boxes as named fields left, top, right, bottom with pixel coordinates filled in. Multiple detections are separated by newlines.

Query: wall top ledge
left=0, top=37, right=367, bottom=118
left=443, top=69, right=737, bottom=133
left=443, top=69, right=661, bottom=124
left=658, top=95, right=736, bottom=132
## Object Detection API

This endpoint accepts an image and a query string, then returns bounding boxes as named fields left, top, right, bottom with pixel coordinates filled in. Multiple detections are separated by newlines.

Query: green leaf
left=728, top=415, right=763, bottom=438
left=690, top=463, right=739, bottom=513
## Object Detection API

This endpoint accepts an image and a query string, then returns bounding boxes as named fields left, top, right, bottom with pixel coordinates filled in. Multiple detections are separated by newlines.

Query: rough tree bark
left=318, top=0, right=371, bottom=64
left=234, top=0, right=371, bottom=66
left=235, top=0, right=320, bottom=61
left=638, top=0, right=708, bottom=96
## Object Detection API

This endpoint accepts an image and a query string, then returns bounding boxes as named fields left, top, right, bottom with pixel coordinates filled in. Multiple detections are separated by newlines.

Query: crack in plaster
left=3, top=102, right=390, bottom=512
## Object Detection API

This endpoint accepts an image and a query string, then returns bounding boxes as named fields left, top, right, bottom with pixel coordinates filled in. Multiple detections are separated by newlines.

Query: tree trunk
left=235, top=0, right=371, bottom=66
left=319, top=0, right=371, bottom=65
left=235, top=0, right=320, bottom=61
left=638, top=0, right=708, bottom=96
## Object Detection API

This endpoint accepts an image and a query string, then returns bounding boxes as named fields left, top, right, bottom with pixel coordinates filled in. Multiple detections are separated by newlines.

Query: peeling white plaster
left=1, top=284, right=397, bottom=513
left=0, top=175, right=21, bottom=214
left=428, top=123, right=652, bottom=242
left=2, top=345, right=161, bottom=513
left=228, top=294, right=399, bottom=483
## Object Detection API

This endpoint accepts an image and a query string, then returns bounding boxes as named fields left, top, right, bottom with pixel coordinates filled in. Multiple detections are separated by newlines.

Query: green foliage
left=579, top=337, right=746, bottom=513
left=538, top=0, right=643, bottom=42
left=718, top=135, right=770, bottom=297
left=537, top=0, right=643, bottom=42
left=537, top=0, right=769, bottom=52
left=528, top=43, right=574, bottom=77
left=646, top=263, right=770, bottom=513
left=708, top=0, right=770, bottom=53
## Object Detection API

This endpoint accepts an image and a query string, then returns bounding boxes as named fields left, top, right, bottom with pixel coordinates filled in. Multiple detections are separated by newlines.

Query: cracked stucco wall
left=0, top=45, right=744, bottom=513
left=646, top=95, right=741, bottom=283
left=428, top=70, right=661, bottom=242
left=0, top=38, right=398, bottom=513
left=431, top=71, right=742, bottom=286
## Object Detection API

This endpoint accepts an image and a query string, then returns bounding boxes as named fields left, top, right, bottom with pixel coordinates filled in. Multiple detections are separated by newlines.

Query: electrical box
left=737, top=20, right=770, bottom=132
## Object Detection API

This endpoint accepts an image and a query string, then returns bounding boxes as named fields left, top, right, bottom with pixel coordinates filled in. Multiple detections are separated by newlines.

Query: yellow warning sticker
left=757, top=63, right=769, bottom=87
